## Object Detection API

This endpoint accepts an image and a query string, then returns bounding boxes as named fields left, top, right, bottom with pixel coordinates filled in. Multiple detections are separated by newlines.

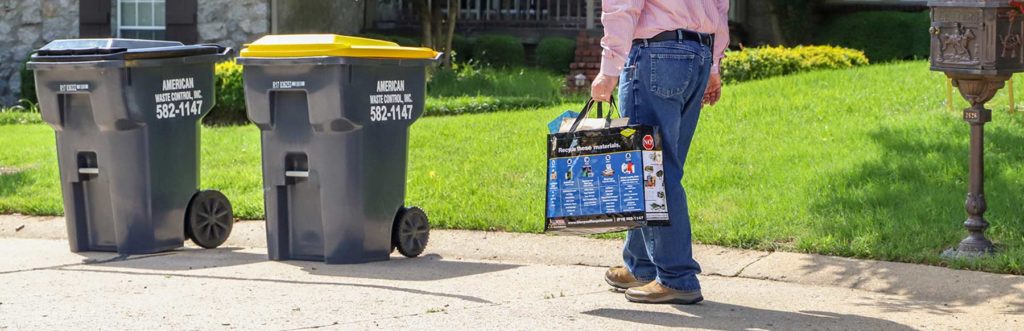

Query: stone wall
left=0, top=0, right=79, bottom=106
left=198, top=0, right=270, bottom=54
left=274, top=0, right=363, bottom=36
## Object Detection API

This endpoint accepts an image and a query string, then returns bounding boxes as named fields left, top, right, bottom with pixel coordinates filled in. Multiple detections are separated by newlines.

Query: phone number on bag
left=156, top=100, right=203, bottom=119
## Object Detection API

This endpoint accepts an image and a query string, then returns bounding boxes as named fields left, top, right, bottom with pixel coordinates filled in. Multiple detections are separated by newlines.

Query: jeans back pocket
left=649, top=53, right=698, bottom=98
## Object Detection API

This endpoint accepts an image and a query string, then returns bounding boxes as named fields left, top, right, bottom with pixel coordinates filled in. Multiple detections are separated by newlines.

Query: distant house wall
left=0, top=0, right=79, bottom=106
left=273, top=0, right=364, bottom=35
left=197, top=0, right=270, bottom=52
left=0, top=0, right=272, bottom=106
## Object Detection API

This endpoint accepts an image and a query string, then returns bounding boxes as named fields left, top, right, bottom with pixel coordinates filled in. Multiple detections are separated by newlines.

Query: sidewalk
left=1, top=215, right=1021, bottom=330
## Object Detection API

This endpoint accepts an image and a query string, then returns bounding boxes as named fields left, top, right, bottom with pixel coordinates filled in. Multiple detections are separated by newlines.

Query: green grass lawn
left=424, top=67, right=570, bottom=116
left=2, top=61, right=1024, bottom=274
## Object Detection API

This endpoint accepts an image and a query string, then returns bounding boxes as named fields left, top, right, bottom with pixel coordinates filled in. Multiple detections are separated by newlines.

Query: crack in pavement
left=731, top=252, right=773, bottom=278
left=52, top=266, right=496, bottom=304
left=0, top=252, right=174, bottom=275
left=324, top=288, right=613, bottom=328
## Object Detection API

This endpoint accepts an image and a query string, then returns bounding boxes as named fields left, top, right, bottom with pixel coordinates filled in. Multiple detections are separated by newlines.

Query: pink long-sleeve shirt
left=600, top=0, right=730, bottom=77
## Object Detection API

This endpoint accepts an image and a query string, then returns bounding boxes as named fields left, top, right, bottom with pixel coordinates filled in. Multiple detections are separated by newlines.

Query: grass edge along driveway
left=1, top=61, right=1023, bottom=274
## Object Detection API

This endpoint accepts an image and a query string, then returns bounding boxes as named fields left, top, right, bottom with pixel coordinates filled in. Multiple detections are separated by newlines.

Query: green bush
left=536, top=37, right=576, bottom=74
left=20, top=57, right=37, bottom=105
left=0, top=111, right=42, bottom=125
left=451, top=35, right=474, bottom=63
left=204, top=60, right=248, bottom=125
left=0, top=102, right=42, bottom=125
left=425, top=96, right=559, bottom=116
left=721, top=45, right=868, bottom=84
left=426, top=64, right=565, bottom=116
left=472, top=35, right=526, bottom=68
left=815, top=11, right=930, bottom=62
left=428, top=64, right=563, bottom=99
left=202, top=60, right=567, bottom=125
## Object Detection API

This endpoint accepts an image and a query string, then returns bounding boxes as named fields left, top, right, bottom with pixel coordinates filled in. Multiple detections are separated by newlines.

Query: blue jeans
left=617, top=38, right=711, bottom=292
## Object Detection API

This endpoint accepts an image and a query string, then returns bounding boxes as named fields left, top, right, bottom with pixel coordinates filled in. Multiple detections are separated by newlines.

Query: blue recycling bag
left=545, top=99, right=668, bottom=235
left=548, top=110, right=580, bottom=134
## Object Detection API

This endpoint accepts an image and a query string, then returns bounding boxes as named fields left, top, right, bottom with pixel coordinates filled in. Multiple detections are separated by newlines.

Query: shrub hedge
left=815, top=11, right=930, bottom=62
left=205, top=60, right=247, bottom=125
left=202, top=60, right=566, bottom=125
left=720, top=45, right=868, bottom=84
left=0, top=111, right=42, bottom=125
left=536, top=37, right=576, bottom=74
left=428, top=65, right=563, bottom=99
left=472, top=35, right=526, bottom=68
left=20, top=57, right=37, bottom=105
left=425, top=96, right=560, bottom=116
left=451, top=35, right=475, bottom=63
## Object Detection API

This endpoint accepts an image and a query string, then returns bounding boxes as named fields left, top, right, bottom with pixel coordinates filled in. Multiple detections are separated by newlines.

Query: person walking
left=592, top=0, right=729, bottom=305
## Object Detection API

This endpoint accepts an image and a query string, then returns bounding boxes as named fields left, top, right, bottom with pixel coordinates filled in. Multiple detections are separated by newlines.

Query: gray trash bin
left=28, top=39, right=235, bottom=255
left=238, top=34, right=438, bottom=264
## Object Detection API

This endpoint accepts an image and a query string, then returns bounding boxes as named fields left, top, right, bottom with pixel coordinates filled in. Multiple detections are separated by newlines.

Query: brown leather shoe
left=605, top=266, right=648, bottom=290
left=625, top=281, right=703, bottom=305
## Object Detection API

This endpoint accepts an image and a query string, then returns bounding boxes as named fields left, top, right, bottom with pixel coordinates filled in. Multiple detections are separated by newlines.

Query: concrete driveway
left=1, top=216, right=1021, bottom=330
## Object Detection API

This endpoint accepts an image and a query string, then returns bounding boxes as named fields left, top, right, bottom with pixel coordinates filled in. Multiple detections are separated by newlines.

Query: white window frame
left=116, top=0, right=166, bottom=38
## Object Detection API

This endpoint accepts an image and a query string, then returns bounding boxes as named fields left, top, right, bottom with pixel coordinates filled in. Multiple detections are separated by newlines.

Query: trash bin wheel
left=185, top=190, right=234, bottom=249
left=393, top=206, right=429, bottom=258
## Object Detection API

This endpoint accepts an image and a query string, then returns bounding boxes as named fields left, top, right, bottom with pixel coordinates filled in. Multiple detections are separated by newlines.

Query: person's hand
left=591, top=74, right=618, bottom=102
left=703, top=73, right=722, bottom=106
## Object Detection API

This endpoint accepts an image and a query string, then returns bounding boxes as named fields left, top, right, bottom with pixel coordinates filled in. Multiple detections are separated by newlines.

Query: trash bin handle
left=78, top=167, right=99, bottom=175
left=212, top=45, right=232, bottom=57
left=568, top=96, right=618, bottom=133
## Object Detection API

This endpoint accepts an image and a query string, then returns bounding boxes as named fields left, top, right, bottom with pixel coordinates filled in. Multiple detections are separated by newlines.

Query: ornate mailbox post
left=929, top=0, right=1024, bottom=257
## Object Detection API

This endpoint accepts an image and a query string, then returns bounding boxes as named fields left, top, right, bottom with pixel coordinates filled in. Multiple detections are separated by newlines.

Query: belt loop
left=676, top=29, right=683, bottom=42
left=642, top=39, right=649, bottom=47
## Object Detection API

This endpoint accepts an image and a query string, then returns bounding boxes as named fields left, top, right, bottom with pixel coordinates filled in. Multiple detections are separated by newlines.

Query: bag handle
left=568, top=96, right=618, bottom=133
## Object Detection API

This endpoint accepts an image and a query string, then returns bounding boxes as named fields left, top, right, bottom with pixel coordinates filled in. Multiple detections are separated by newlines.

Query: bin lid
left=31, top=38, right=223, bottom=62
left=239, top=34, right=439, bottom=60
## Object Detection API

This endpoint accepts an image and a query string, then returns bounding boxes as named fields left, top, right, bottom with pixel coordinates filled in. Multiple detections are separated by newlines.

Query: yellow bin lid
left=239, top=34, right=439, bottom=59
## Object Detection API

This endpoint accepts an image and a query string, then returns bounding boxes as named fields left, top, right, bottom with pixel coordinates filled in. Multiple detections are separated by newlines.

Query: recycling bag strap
left=596, top=95, right=618, bottom=119
left=569, top=96, right=618, bottom=133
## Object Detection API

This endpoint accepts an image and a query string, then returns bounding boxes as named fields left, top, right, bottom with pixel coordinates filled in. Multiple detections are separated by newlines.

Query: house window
left=117, top=0, right=166, bottom=40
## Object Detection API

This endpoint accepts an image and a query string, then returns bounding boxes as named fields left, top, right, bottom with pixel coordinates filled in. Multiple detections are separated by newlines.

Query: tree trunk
left=765, top=2, right=787, bottom=45
left=363, top=0, right=378, bottom=30
left=442, top=0, right=460, bottom=67
left=415, top=0, right=433, bottom=48
left=431, top=0, right=444, bottom=49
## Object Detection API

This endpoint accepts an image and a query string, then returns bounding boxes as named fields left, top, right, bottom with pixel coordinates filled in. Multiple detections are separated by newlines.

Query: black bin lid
left=31, top=38, right=223, bottom=62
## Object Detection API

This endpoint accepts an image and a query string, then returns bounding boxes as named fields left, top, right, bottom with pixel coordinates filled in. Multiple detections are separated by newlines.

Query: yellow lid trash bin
left=239, top=34, right=439, bottom=59
left=237, top=34, right=437, bottom=264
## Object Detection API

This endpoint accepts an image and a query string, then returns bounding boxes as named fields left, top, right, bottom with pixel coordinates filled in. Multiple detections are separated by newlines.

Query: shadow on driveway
left=37, top=248, right=521, bottom=304
left=583, top=302, right=917, bottom=330
left=284, top=253, right=521, bottom=282
left=73, top=247, right=521, bottom=282
left=29, top=247, right=520, bottom=305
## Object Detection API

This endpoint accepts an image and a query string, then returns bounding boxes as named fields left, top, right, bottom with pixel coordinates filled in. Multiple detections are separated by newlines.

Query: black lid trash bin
left=28, top=39, right=235, bottom=255
left=238, top=34, right=439, bottom=264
